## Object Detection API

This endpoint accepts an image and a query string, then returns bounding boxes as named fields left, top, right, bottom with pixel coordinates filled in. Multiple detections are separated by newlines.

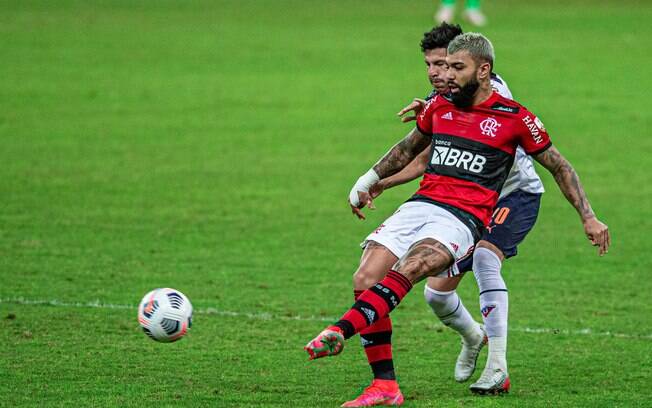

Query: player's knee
left=473, top=246, right=502, bottom=270
left=423, top=285, right=448, bottom=307
left=472, top=247, right=506, bottom=292
left=352, top=266, right=383, bottom=290
left=476, top=240, right=505, bottom=260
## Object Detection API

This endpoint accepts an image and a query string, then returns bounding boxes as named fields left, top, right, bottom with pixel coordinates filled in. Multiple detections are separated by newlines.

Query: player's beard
left=449, top=78, right=480, bottom=108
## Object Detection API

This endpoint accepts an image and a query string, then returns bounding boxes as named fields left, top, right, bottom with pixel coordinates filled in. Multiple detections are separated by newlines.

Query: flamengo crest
left=480, top=117, right=501, bottom=137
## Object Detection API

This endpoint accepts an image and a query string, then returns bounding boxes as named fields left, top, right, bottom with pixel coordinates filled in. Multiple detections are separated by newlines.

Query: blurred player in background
left=436, top=0, right=487, bottom=26
left=305, top=32, right=610, bottom=406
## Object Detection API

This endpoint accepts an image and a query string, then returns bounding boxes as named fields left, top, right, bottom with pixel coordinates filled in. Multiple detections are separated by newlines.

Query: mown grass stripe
left=2, top=297, right=651, bottom=341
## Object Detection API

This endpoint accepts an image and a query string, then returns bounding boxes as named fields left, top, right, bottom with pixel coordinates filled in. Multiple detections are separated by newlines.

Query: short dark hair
left=420, top=23, right=464, bottom=52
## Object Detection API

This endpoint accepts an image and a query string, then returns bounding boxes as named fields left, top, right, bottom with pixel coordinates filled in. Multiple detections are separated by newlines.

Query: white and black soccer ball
left=138, top=288, right=193, bottom=342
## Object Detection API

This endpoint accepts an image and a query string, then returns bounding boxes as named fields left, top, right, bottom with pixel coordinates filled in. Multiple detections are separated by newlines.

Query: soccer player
left=317, top=24, right=481, bottom=407
left=368, top=25, right=545, bottom=394
left=305, top=33, right=610, bottom=406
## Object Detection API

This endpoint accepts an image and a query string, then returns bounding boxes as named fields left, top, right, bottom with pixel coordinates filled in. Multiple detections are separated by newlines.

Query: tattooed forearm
left=381, top=147, right=430, bottom=190
left=534, top=146, right=595, bottom=221
left=372, top=128, right=430, bottom=179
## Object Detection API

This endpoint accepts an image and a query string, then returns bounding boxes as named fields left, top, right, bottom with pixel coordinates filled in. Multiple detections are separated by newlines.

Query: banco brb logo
left=432, top=146, right=487, bottom=173
left=480, top=117, right=501, bottom=137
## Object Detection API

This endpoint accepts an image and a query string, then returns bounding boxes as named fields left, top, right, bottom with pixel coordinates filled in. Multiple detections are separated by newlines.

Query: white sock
left=487, top=336, right=507, bottom=372
left=424, top=285, right=481, bottom=343
left=472, top=247, right=508, bottom=372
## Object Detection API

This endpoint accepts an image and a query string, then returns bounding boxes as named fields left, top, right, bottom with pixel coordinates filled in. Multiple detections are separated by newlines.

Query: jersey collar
left=442, top=89, right=499, bottom=109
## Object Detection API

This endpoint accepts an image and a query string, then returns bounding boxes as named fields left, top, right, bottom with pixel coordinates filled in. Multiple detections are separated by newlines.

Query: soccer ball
left=138, top=288, right=193, bottom=342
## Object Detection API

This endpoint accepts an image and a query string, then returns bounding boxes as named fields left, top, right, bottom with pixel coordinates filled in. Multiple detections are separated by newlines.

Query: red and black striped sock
left=355, top=290, right=395, bottom=380
left=333, top=271, right=412, bottom=340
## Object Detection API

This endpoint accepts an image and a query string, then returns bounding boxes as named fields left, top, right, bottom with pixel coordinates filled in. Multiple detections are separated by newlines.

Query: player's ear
left=477, top=62, right=491, bottom=80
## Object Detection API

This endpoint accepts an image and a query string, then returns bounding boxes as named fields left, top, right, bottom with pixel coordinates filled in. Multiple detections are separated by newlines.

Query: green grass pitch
left=2, top=0, right=652, bottom=406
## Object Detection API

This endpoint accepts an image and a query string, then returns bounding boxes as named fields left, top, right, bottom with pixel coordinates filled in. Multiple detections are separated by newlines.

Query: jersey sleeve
left=518, top=109, right=552, bottom=155
left=416, top=97, right=437, bottom=136
left=490, top=74, right=513, bottom=100
left=424, top=89, right=437, bottom=101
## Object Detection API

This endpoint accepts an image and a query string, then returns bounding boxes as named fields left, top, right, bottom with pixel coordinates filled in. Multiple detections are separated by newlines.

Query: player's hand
left=583, top=217, right=610, bottom=256
left=368, top=180, right=387, bottom=199
left=349, top=191, right=375, bottom=220
left=397, top=98, right=427, bottom=123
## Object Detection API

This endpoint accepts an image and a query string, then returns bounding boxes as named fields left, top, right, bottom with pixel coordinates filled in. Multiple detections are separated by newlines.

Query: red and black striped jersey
left=414, top=91, right=552, bottom=228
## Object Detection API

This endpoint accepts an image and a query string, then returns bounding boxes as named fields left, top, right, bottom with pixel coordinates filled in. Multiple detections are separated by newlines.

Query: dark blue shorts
left=457, top=190, right=541, bottom=273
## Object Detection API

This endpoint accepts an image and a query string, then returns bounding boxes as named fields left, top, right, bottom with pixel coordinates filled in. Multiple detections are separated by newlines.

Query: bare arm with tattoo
left=369, top=147, right=430, bottom=199
left=533, top=145, right=611, bottom=255
left=349, top=128, right=430, bottom=220
left=371, top=128, right=430, bottom=179
left=365, top=97, right=432, bottom=199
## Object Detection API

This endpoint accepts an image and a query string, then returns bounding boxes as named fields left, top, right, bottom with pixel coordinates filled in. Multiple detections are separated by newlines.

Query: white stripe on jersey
left=490, top=73, right=544, bottom=198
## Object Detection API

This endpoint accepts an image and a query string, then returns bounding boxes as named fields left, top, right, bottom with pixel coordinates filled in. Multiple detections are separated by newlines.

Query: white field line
left=2, top=297, right=651, bottom=341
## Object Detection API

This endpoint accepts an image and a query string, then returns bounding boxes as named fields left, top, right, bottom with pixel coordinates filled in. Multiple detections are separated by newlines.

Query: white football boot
left=454, top=325, right=488, bottom=382
left=463, top=8, right=487, bottom=26
left=435, top=5, right=455, bottom=24
left=470, top=367, right=511, bottom=395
